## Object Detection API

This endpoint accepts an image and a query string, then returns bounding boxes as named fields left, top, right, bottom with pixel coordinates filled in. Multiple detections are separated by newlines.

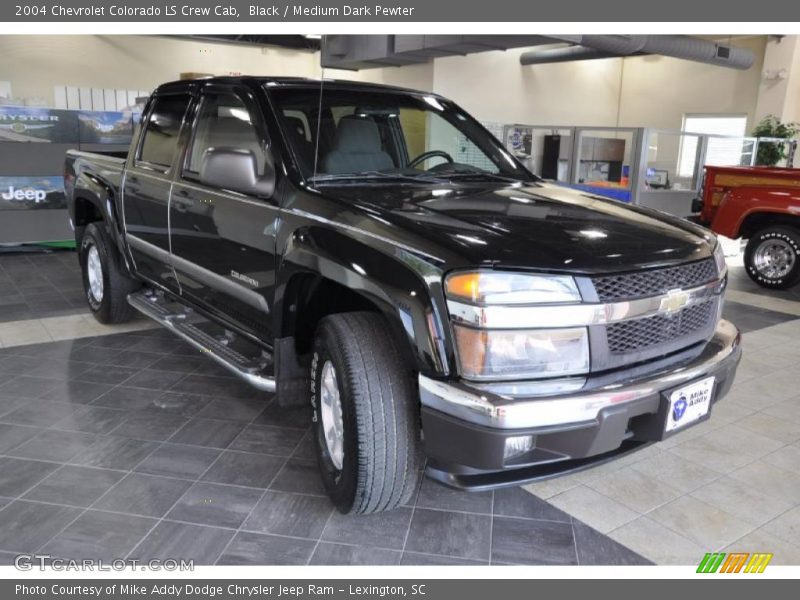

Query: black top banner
left=3, top=0, right=800, bottom=22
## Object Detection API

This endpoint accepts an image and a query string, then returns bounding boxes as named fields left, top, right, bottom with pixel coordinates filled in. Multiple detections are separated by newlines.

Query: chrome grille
left=592, top=258, right=717, bottom=302
left=606, top=300, right=715, bottom=354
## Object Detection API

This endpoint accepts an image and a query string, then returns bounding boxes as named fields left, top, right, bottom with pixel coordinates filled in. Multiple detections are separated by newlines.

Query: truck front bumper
left=419, top=319, right=741, bottom=491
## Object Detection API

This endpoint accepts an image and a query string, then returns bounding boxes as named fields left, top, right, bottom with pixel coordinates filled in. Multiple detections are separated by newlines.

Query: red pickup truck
left=693, top=165, right=800, bottom=289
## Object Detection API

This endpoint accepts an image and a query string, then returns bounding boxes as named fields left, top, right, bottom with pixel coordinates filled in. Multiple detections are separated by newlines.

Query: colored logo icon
left=673, top=396, right=688, bottom=422
left=697, top=552, right=773, bottom=573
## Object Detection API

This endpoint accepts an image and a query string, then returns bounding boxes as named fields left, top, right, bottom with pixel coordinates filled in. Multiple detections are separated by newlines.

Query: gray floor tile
left=229, top=424, right=306, bottom=456
left=1, top=399, right=80, bottom=427
left=0, top=376, right=61, bottom=399
left=243, top=491, right=333, bottom=539
left=322, top=507, right=413, bottom=550
left=0, top=500, right=82, bottom=553
left=254, top=401, right=311, bottom=430
left=91, top=386, right=157, bottom=411
left=111, top=412, right=188, bottom=441
left=168, top=418, right=245, bottom=449
left=146, top=392, right=213, bottom=418
left=93, top=473, right=192, bottom=518
left=290, top=432, right=316, bottom=460
left=40, top=509, right=156, bottom=559
left=0, top=457, right=60, bottom=497
left=104, top=350, right=163, bottom=370
left=122, top=369, right=187, bottom=392
left=415, top=478, right=493, bottom=514
left=54, top=405, right=129, bottom=434
left=573, top=521, right=652, bottom=565
left=268, top=459, right=325, bottom=495
left=9, top=429, right=97, bottom=462
left=170, top=374, right=262, bottom=401
left=201, top=451, right=285, bottom=488
left=134, top=443, right=221, bottom=479
left=74, top=364, right=139, bottom=385
left=493, top=486, right=571, bottom=522
left=216, top=531, right=316, bottom=565
left=196, top=397, right=268, bottom=422
left=310, top=542, right=401, bottom=565
left=46, top=380, right=115, bottom=404
left=400, top=551, right=489, bottom=565
left=71, top=436, right=159, bottom=471
left=131, top=520, right=234, bottom=565
left=405, top=508, right=491, bottom=561
left=147, top=355, right=206, bottom=374
left=23, top=466, right=125, bottom=507
left=0, top=423, right=40, bottom=454
left=491, top=516, right=576, bottom=565
left=166, top=481, right=262, bottom=528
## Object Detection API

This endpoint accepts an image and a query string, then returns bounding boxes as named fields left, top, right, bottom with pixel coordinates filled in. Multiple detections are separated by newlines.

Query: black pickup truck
left=65, top=76, right=741, bottom=514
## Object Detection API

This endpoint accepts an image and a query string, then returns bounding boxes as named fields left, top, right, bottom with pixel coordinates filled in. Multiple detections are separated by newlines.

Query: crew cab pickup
left=692, top=165, right=800, bottom=289
left=66, top=77, right=741, bottom=513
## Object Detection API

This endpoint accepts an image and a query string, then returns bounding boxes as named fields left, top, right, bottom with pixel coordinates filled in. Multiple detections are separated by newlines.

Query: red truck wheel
left=744, top=227, right=800, bottom=289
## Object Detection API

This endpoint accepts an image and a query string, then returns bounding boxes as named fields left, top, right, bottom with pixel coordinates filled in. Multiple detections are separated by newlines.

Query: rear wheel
left=310, top=311, right=422, bottom=514
left=80, top=222, right=140, bottom=323
left=744, top=226, right=800, bottom=290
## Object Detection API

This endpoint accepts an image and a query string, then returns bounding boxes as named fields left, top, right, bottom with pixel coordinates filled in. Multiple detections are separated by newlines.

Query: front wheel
left=311, top=311, right=422, bottom=514
left=744, top=227, right=800, bottom=290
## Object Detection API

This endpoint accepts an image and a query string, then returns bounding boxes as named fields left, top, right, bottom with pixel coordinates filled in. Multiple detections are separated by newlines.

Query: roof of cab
left=152, top=76, right=433, bottom=97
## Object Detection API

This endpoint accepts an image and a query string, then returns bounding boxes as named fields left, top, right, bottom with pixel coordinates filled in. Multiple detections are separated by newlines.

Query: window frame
left=133, top=92, right=193, bottom=174
left=180, top=85, right=272, bottom=185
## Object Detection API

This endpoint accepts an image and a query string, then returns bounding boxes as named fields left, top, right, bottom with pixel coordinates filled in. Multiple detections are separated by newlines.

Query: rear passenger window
left=186, top=93, right=270, bottom=177
left=138, top=95, right=190, bottom=168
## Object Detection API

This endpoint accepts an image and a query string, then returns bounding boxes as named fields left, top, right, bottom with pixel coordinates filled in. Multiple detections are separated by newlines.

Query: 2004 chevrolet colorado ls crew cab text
left=65, top=77, right=741, bottom=514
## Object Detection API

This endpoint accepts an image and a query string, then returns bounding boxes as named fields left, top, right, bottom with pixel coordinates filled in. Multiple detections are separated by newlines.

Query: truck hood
left=323, top=181, right=714, bottom=274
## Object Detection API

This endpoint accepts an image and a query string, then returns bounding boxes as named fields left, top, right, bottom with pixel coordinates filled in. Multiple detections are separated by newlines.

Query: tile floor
left=0, top=249, right=799, bottom=566
left=0, top=326, right=648, bottom=566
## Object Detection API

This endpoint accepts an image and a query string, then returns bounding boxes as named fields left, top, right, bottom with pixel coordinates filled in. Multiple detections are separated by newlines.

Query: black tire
left=744, top=226, right=800, bottom=290
left=311, top=311, right=422, bottom=514
left=80, top=222, right=140, bottom=324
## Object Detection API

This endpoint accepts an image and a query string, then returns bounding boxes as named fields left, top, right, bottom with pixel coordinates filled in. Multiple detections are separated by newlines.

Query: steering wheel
left=407, top=150, right=454, bottom=170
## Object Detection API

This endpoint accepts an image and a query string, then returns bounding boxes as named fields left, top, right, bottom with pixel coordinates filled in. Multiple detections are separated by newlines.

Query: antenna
left=312, top=35, right=326, bottom=182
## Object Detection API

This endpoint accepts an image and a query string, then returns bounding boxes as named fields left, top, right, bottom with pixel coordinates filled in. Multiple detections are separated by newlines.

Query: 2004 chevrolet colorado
left=65, top=77, right=741, bottom=514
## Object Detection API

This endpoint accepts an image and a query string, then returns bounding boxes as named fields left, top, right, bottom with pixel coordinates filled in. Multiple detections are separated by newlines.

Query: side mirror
left=199, top=147, right=275, bottom=197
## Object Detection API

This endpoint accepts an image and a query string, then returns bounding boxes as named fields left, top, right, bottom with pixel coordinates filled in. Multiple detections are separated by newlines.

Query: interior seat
left=322, top=115, right=394, bottom=175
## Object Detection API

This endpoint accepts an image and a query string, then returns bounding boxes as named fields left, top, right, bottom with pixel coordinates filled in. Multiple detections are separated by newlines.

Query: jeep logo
left=1, top=186, right=47, bottom=203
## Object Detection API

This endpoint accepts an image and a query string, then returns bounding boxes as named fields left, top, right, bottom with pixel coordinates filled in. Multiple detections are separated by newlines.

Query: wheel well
left=285, top=275, right=384, bottom=356
left=73, top=196, right=103, bottom=242
left=740, top=212, right=800, bottom=239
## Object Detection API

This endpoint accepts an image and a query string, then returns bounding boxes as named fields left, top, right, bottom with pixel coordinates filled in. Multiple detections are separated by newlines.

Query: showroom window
left=186, top=93, right=269, bottom=177
left=138, top=94, right=191, bottom=168
left=677, top=114, right=749, bottom=177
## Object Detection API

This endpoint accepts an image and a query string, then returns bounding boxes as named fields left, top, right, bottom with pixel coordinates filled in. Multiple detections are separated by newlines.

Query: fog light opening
left=504, top=435, right=535, bottom=461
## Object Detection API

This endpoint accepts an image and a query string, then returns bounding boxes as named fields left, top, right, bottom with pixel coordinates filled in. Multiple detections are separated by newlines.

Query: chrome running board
left=127, top=289, right=276, bottom=392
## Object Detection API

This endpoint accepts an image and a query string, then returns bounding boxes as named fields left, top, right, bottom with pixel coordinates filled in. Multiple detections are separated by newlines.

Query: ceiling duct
left=520, top=35, right=755, bottom=70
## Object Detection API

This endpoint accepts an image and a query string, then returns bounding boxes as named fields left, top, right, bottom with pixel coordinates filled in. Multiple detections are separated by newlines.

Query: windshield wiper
left=309, top=171, right=447, bottom=184
left=434, top=170, right=527, bottom=184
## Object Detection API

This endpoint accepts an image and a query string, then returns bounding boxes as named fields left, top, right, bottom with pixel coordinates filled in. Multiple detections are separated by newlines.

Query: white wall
left=0, top=35, right=434, bottom=107
left=431, top=37, right=766, bottom=132
left=0, top=34, right=771, bottom=135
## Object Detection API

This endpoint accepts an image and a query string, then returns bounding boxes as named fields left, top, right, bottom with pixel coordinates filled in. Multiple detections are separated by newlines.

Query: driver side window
left=400, top=108, right=499, bottom=173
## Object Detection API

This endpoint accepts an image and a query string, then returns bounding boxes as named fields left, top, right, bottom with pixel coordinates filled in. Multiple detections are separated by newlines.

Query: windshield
left=269, top=86, right=534, bottom=184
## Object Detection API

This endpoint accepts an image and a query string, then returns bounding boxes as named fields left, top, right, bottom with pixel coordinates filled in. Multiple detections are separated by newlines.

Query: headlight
left=445, top=271, right=580, bottom=305
left=712, top=239, right=728, bottom=278
left=452, top=324, right=590, bottom=380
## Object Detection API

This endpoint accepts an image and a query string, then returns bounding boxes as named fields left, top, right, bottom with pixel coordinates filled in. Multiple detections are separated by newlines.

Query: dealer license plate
left=665, top=376, right=715, bottom=433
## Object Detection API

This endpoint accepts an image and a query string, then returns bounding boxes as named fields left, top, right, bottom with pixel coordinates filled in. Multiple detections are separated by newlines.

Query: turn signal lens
left=445, top=272, right=580, bottom=305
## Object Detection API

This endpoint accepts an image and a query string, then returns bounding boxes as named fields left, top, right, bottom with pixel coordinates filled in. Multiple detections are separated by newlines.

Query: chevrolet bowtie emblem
left=660, top=289, right=690, bottom=314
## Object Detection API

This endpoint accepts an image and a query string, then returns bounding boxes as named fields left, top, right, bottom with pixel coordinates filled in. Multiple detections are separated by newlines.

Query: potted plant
left=752, top=115, right=799, bottom=166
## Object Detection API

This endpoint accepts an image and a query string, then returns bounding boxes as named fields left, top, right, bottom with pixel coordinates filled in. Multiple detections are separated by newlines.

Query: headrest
left=333, top=115, right=382, bottom=152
